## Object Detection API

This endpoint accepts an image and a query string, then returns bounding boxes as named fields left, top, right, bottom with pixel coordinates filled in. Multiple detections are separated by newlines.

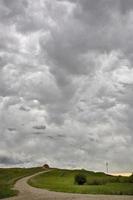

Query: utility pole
left=106, top=162, right=109, bottom=174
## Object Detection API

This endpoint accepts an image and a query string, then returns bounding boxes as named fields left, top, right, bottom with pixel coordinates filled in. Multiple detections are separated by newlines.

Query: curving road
left=3, top=171, right=133, bottom=200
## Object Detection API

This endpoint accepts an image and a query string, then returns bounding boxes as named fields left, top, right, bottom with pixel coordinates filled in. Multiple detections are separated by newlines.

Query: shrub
left=87, top=178, right=107, bottom=185
left=75, top=174, right=87, bottom=185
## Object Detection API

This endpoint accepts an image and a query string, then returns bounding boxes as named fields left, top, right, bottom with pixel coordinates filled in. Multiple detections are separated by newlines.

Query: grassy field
left=28, top=169, right=133, bottom=195
left=0, top=167, right=43, bottom=199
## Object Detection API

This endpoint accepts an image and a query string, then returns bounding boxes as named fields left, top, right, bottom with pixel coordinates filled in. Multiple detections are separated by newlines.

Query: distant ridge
left=110, top=172, right=132, bottom=177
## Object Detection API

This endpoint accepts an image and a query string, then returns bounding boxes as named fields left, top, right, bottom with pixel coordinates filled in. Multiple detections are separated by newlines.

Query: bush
left=75, top=174, right=87, bottom=185
left=87, top=178, right=107, bottom=185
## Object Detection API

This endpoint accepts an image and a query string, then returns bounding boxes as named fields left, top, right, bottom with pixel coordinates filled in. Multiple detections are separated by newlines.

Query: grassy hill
left=28, top=168, right=133, bottom=195
left=0, top=167, right=43, bottom=199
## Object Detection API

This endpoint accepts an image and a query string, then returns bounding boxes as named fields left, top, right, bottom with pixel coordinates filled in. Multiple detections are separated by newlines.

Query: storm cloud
left=0, top=0, right=133, bottom=172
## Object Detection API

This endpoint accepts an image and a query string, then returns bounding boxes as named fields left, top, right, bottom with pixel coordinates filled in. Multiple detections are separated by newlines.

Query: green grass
left=28, top=169, right=133, bottom=195
left=0, top=167, right=43, bottom=199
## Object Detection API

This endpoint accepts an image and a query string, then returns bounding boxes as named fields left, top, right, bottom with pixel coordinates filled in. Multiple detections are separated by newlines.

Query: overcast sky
left=0, top=0, right=133, bottom=173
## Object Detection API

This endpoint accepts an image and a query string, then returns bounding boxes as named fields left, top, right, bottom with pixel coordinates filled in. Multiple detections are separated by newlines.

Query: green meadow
left=29, top=169, right=133, bottom=195
left=0, top=167, right=132, bottom=199
left=0, top=167, right=43, bottom=199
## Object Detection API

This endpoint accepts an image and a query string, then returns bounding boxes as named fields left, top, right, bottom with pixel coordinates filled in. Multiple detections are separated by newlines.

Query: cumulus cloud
left=0, top=0, right=133, bottom=172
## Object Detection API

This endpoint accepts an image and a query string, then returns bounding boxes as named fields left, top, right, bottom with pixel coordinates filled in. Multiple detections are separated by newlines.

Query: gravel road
left=3, top=171, right=133, bottom=200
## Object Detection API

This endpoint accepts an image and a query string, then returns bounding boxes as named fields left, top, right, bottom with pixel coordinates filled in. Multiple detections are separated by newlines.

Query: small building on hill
left=43, top=164, right=50, bottom=169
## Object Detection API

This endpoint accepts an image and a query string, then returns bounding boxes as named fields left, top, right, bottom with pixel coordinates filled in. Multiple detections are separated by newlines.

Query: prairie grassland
left=29, top=169, right=133, bottom=195
left=0, top=167, right=43, bottom=199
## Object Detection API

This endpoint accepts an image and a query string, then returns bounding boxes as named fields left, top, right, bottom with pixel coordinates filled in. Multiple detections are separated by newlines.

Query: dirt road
left=3, top=171, right=133, bottom=200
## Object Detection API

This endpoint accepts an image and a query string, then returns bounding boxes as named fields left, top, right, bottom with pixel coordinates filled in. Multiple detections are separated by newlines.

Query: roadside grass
left=0, top=167, right=43, bottom=199
left=28, top=169, right=133, bottom=195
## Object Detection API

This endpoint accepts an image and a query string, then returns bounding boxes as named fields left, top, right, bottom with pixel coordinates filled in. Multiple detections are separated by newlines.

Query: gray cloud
left=0, top=0, right=133, bottom=172
left=19, top=105, right=31, bottom=112
left=33, top=125, right=46, bottom=130
left=33, top=132, right=45, bottom=135
left=8, top=128, right=16, bottom=131
left=0, top=155, right=23, bottom=165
